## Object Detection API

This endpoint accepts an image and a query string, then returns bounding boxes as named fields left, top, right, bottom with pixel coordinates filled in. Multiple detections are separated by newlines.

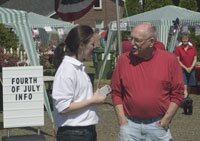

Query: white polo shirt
left=52, top=56, right=98, bottom=127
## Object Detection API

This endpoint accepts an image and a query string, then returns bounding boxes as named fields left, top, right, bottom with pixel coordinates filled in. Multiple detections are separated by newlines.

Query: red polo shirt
left=111, top=49, right=184, bottom=119
left=174, top=45, right=197, bottom=67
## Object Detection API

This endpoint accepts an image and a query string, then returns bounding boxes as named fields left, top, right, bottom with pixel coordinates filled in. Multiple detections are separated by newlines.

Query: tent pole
left=116, top=0, right=121, bottom=55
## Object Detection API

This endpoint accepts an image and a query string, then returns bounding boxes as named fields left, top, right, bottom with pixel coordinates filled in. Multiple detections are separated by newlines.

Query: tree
left=0, top=23, right=19, bottom=50
left=179, top=0, right=197, bottom=11
left=172, top=0, right=180, bottom=6
left=123, top=0, right=143, bottom=17
left=144, top=0, right=173, bottom=12
left=172, top=0, right=199, bottom=11
left=196, top=0, right=200, bottom=11
left=123, top=0, right=173, bottom=17
left=124, top=0, right=199, bottom=16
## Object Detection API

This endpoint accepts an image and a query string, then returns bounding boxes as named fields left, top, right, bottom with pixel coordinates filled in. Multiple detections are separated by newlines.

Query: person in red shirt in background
left=154, top=40, right=165, bottom=50
left=174, top=32, right=197, bottom=98
left=111, top=22, right=184, bottom=141
left=121, top=35, right=132, bottom=53
left=152, top=26, right=166, bottom=50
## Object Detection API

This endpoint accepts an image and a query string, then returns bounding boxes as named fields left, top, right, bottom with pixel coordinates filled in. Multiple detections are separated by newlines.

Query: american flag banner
left=55, top=0, right=95, bottom=21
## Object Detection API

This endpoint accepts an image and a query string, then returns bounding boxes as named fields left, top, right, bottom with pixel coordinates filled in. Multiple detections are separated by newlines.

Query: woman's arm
left=190, top=56, right=197, bottom=69
left=60, top=89, right=106, bottom=115
left=177, top=56, right=187, bottom=70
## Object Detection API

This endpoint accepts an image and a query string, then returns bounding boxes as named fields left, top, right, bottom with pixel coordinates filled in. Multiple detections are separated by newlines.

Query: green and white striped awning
left=0, top=7, right=39, bottom=65
left=0, top=7, right=54, bottom=125
left=28, top=12, right=74, bottom=32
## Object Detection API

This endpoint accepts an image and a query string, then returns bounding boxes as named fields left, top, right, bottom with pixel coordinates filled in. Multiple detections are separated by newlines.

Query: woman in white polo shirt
left=52, top=25, right=106, bottom=141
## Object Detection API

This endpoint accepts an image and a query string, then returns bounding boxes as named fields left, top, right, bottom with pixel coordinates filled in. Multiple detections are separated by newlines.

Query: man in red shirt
left=154, top=40, right=165, bottom=50
left=152, top=26, right=166, bottom=50
left=111, top=22, right=184, bottom=141
left=122, top=38, right=132, bottom=53
left=174, top=32, right=197, bottom=98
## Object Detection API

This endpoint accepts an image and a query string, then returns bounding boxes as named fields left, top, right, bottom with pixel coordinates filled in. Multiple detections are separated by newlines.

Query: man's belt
left=126, top=116, right=162, bottom=124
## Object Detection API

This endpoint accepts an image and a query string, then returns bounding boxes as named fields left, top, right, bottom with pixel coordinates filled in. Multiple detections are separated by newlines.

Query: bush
left=0, top=23, right=19, bottom=50
left=0, top=24, right=20, bottom=67
left=0, top=48, right=20, bottom=67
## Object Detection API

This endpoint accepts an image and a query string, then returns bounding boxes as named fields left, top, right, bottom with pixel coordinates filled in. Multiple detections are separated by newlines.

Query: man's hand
left=156, top=117, right=170, bottom=129
left=118, top=116, right=128, bottom=126
left=115, top=105, right=128, bottom=126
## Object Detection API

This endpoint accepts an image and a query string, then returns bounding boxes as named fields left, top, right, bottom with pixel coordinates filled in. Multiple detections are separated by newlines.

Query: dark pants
left=56, top=125, right=97, bottom=141
left=182, top=69, right=196, bottom=86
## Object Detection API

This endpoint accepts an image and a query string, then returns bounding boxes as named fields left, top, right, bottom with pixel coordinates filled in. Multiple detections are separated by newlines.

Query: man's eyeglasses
left=128, top=36, right=152, bottom=43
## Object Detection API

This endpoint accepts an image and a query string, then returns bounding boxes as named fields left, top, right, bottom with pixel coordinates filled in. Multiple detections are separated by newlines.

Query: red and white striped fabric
left=55, top=0, right=95, bottom=21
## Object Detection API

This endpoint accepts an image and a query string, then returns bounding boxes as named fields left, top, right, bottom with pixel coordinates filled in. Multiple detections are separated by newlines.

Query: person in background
left=152, top=26, right=166, bottom=50
left=92, top=28, right=103, bottom=68
left=111, top=22, right=184, bottom=141
left=100, top=26, right=108, bottom=47
left=122, top=35, right=132, bottom=53
left=174, top=32, right=197, bottom=98
left=52, top=25, right=107, bottom=141
left=53, top=42, right=65, bottom=71
left=94, top=28, right=101, bottom=48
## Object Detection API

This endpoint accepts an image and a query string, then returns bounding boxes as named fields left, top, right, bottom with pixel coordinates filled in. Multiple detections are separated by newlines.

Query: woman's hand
left=92, top=89, right=107, bottom=104
left=186, top=67, right=192, bottom=73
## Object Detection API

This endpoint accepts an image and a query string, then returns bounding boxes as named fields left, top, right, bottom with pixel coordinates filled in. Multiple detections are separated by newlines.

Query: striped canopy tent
left=0, top=7, right=54, bottom=124
left=0, top=7, right=39, bottom=65
left=108, top=5, right=200, bottom=52
left=27, top=12, right=75, bottom=46
left=96, top=5, right=200, bottom=82
left=28, top=12, right=74, bottom=30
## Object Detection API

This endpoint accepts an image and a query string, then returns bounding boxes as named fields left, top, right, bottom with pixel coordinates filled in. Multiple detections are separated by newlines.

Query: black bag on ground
left=182, top=96, right=193, bottom=115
